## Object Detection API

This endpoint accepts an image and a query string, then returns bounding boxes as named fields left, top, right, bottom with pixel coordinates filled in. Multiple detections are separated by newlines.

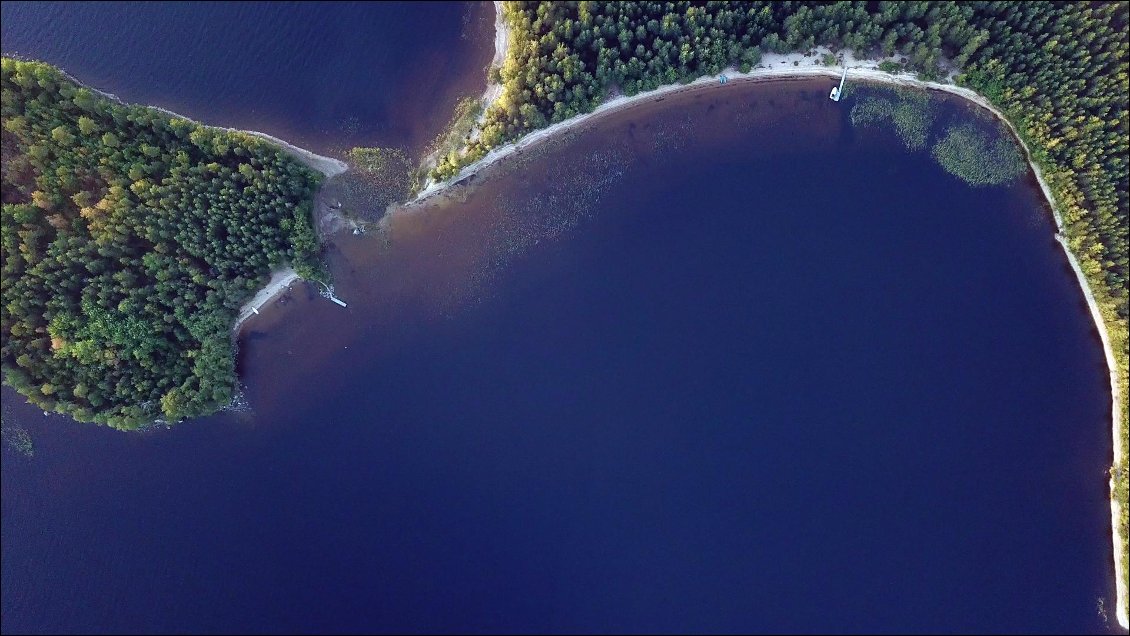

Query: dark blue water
left=0, top=4, right=1120, bottom=633
left=0, top=1, right=493, bottom=155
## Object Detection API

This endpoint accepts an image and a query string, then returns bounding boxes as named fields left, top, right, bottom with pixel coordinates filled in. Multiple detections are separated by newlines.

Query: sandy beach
left=50, top=65, right=349, bottom=179
left=404, top=32, right=1127, bottom=626
left=146, top=105, right=349, bottom=179
left=1056, top=236, right=1128, bottom=629
left=420, top=0, right=510, bottom=174
left=479, top=0, right=508, bottom=110
left=409, top=49, right=959, bottom=204
left=232, top=269, right=300, bottom=335
left=237, top=130, right=348, bottom=178
left=45, top=63, right=346, bottom=337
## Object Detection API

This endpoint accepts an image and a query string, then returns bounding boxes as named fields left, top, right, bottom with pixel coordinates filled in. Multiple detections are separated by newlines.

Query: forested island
left=0, top=58, right=324, bottom=428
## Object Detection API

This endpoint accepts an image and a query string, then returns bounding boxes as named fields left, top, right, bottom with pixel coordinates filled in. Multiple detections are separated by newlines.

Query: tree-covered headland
left=430, top=1, right=1128, bottom=581
left=1, top=58, right=324, bottom=428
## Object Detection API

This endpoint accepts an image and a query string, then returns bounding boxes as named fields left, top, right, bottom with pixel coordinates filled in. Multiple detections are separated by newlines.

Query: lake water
left=0, top=4, right=1121, bottom=634
left=0, top=1, right=494, bottom=157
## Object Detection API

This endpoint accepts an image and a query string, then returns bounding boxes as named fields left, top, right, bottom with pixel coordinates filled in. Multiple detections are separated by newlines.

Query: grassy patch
left=878, top=60, right=903, bottom=74
left=850, top=87, right=936, bottom=151
left=1, top=424, right=33, bottom=457
left=932, top=122, right=1025, bottom=186
left=337, top=147, right=415, bottom=221
left=426, top=96, right=486, bottom=183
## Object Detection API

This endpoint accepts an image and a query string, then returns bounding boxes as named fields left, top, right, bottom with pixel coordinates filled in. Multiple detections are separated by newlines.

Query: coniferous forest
left=1, top=58, right=323, bottom=428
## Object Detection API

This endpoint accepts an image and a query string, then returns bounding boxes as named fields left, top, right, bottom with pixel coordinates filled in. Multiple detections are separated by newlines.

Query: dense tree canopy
left=1, top=58, right=324, bottom=428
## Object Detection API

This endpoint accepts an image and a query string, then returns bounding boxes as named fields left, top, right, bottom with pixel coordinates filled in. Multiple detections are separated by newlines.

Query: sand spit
left=479, top=0, right=509, bottom=112
left=50, top=65, right=347, bottom=178
left=232, top=269, right=300, bottom=335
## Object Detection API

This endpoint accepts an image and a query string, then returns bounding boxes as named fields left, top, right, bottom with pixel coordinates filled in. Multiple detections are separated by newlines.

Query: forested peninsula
left=426, top=1, right=1128, bottom=622
left=1, top=58, right=325, bottom=428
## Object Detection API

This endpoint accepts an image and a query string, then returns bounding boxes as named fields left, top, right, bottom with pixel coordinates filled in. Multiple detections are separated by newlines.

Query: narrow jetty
left=315, top=281, right=348, bottom=308
left=829, top=65, right=848, bottom=101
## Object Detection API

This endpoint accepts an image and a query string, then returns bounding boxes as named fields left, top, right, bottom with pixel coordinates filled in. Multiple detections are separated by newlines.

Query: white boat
left=829, top=64, right=847, bottom=101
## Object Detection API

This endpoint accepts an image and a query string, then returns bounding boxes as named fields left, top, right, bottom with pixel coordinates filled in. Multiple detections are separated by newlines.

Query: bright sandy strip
left=425, top=0, right=511, bottom=168
left=43, top=63, right=345, bottom=336
left=489, top=0, right=508, bottom=68
left=405, top=41, right=1128, bottom=627
left=1056, top=235, right=1128, bottom=629
left=479, top=0, right=509, bottom=109
left=1112, top=476, right=1128, bottom=628
left=232, top=269, right=299, bottom=335
left=51, top=65, right=348, bottom=179
left=144, top=107, right=348, bottom=178
left=237, top=130, right=347, bottom=178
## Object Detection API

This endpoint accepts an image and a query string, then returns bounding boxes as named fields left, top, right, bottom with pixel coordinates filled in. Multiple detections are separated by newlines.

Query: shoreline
left=231, top=269, right=300, bottom=336
left=39, top=60, right=347, bottom=337
left=420, top=0, right=510, bottom=175
left=478, top=1, right=509, bottom=117
left=489, top=0, right=507, bottom=69
left=47, top=63, right=348, bottom=179
left=410, top=49, right=957, bottom=205
left=404, top=44, right=1127, bottom=626
left=1055, top=236, right=1128, bottom=630
left=133, top=104, right=348, bottom=179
